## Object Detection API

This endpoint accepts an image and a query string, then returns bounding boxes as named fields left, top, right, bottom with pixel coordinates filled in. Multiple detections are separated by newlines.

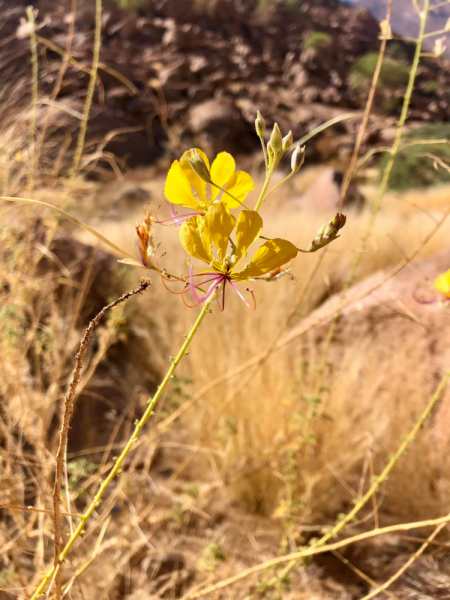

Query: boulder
left=284, top=248, right=450, bottom=513
left=189, top=97, right=258, bottom=157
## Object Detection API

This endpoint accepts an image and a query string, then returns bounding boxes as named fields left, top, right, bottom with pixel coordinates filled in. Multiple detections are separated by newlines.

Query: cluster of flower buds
left=255, top=112, right=305, bottom=176
left=136, top=212, right=157, bottom=268
left=307, top=213, right=347, bottom=252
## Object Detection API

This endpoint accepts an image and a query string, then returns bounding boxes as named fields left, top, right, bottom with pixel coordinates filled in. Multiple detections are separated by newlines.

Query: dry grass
left=3, top=149, right=450, bottom=596
left=2, top=2, right=450, bottom=595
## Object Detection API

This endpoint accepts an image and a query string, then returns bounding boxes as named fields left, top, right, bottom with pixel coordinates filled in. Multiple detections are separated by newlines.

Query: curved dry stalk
left=181, top=513, right=450, bottom=599
left=52, top=278, right=151, bottom=599
left=360, top=519, right=449, bottom=600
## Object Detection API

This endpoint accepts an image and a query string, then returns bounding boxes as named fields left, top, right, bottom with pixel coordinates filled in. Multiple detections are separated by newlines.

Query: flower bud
left=282, top=131, right=293, bottom=152
left=267, top=123, right=283, bottom=160
left=307, top=213, right=346, bottom=252
left=184, top=149, right=212, bottom=183
left=291, top=144, right=305, bottom=172
left=255, top=111, right=265, bottom=138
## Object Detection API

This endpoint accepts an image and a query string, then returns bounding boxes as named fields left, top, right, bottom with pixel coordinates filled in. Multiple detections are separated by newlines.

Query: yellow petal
left=232, top=238, right=298, bottom=281
left=179, top=216, right=212, bottom=264
left=234, top=210, right=263, bottom=264
left=204, top=202, right=236, bottom=262
left=435, top=269, right=450, bottom=296
left=180, top=149, right=210, bottom=205
left=165, top=160, right=201, bottom=210
left=210, top=152, right=236, bottom=201
left=222, top=171, right=255, bottom=209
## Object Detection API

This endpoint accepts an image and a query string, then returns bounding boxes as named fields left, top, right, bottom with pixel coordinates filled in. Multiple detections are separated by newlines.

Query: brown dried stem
left=52, top=278, right=151, bottom=599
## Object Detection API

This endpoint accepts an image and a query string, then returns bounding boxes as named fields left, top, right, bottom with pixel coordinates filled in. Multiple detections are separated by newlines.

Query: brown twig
left=52, top=278, right=151, bottom=599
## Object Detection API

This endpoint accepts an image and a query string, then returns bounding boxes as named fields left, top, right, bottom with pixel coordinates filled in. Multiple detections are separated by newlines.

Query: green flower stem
left=30, top=299, right=212, bottom=600
left=254, top=167, right=275, bottom=212
left=260, top=138, right=269, bottom=173
left=263, top=170, right=296, bottom=202
left=210, top=182, right=250, bottom=210
left=273, top=366, right=450, bottom=585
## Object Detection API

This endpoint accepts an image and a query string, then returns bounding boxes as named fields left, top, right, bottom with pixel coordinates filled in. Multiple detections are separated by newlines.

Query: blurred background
left=3, top=1, right=450, bottom=599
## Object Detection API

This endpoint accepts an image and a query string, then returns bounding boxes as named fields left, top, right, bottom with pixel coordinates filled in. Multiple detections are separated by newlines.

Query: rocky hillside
left=2, top=0, right=450, bottom=175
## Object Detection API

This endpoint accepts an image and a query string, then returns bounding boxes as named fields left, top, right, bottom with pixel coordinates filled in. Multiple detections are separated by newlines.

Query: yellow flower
left=178, top=202, right=298, bottom=309
left=435, top=269, right=450, bottom=297
left=164, top=149, right=254, bottom=215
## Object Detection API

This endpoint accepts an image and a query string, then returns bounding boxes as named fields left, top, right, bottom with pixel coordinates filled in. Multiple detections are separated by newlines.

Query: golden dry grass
left=3, top=152, right=450, bottom=598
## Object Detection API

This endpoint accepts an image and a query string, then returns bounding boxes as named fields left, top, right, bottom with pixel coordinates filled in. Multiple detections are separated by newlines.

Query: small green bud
left=291, top=144, right=305, bottom=172
left=185, top=149, right=212, bottom=183
left=267, top=123, right=283, bottom=160
left=282, top=130, right=293, bottom=152
left=255, top=110, right=265, bottom=138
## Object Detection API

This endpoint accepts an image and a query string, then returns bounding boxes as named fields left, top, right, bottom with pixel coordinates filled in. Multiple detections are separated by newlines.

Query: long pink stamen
left=228, top=279, right=256, bottom=310
left=160, top=204, right=205, bottom=227
left=189, top=264, right=223, bottom=303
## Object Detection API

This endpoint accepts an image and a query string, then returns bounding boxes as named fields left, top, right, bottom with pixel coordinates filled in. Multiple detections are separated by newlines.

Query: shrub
left=351, top=52, right=410, bottom=89
left=379, top=123, right=450, bottom=190
left=113, top=0, right=150, bottom=12
left=304, top=31, right=332, bottom=51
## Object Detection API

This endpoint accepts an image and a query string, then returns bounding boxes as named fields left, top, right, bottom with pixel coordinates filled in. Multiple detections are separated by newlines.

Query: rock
left=2, top=0, right=450, bottom=172
left=285, top=248, right=450, bottom=500
left=189, top=97, right=258, bottom=157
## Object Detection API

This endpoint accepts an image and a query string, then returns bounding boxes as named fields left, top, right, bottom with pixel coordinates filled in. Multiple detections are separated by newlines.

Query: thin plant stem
left=51, top=279, right=151, bottom=600
left=315, top=0, right=430, bottom=394
left=338, top=0, right=393, bottom=211
left=182, top=513, right=450, bottom=599
left=36, top=0, right=77, bottom=170
left=26, top=7, right=38, bottom=194
left=0, top=505, right=82, bottom=519
left=254, top=166, right=274, bottom=212
left=264, top=170, right=296, bottom=201
left=31, top=296, right=212, bottom=600
left=70, top=0, right=102, bottom=179
left=210, top=182, right=250, bottom=210
left=260, top=137, right=269, bottom=173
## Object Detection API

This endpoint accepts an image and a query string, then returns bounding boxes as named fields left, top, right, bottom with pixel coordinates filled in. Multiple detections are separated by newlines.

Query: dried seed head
left=136, top=213, right=157, bottom=267
left=291, top=144, right=305, bottom=172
